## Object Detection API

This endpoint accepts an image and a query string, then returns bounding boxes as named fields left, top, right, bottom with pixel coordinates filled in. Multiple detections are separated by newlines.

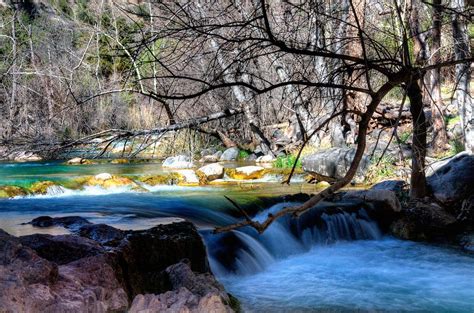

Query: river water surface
left=1, top=161, right=473, bottom=312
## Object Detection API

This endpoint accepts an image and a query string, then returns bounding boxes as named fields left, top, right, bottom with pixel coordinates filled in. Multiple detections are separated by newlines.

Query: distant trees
left=0, top=0, right=472, bottom=229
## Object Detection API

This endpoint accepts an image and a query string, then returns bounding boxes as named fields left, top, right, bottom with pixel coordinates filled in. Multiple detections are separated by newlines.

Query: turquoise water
left=0, top=161, right=473, bottom=312
left=0, top=160, right=166, bottom=186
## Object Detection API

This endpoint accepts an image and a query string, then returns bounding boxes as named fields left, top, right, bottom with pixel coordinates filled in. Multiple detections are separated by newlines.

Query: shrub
left=273, top=154, right=302, bottom=168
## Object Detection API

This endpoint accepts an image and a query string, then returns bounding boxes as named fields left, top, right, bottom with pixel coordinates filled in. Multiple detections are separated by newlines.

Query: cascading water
left=205, top=202, right=382, bottom=277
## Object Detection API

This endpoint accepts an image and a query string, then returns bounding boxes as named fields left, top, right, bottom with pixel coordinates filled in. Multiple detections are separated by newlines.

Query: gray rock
left=371, top=180, right=406, bottom=194
left=459, top=233, right=474, bottom=252
left=162, top=155, right=194, bottom=169
left=427, top=152, right=474, bottom=204
left=129, top=262, right=233, bottom=313
left=343, top=189, right=401, bottom=213
left=302, top=148, right=370, bottom=184
left=219, top=147, right=239, bottom=161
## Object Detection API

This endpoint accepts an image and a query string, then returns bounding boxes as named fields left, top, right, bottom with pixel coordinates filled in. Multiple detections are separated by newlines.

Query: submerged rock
left=0, top=185, right=28, bottom=198
left=138, top=173, right=182, bottom=186
left=163, top=155, right=195, bottom=169
left=225, top=166, right=266, bottom=180
left=219, top=147, right=239, bottom=161
left=111, top=158, right=130, bottom=164
left=29, top=215, right=92, bottom=229
left=302, top=148, right=370, bottom=184
left=196, top=163, right=224, bottom=183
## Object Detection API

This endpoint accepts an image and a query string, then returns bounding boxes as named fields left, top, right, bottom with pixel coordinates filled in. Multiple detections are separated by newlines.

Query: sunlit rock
left=12, top=151, right=42, bottom=162
left=77, top=173, right=144, bottom=191
left=427, top=152, right=474, bottom=205
left=302, top=148, right=370, bottom=184
left=256, top=154, right=274, bottom=163
left=66, top=157, right=94, bottom=165
left=219, top=147, right=239, bottom=161
left=225, top=166, right=266, bottom=180
left=197, top=163, right=224, bottom=183
left=175, top=170, right=200, bottom=186
left=162, top=155, right=195, bottom=169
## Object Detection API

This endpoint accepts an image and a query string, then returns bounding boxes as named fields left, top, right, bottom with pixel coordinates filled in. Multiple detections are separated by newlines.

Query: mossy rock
left=138, top=173, right=182, bottom=186
left=29, top=181, right=57, bottom=194
left=0, top=186, right=28, bottom=198
left=111, top=158, right=130, bottom=164
left=225, top=166, right=267, bottom=180
left=76, top=174, right=145, bottom=191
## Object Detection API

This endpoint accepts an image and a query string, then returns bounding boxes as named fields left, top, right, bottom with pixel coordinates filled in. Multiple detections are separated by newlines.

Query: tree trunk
left=451, top=0, right=473, bottom=153
left=407, top=79, right=428, bottom=199
left=429, top=0, right=448, bottom=153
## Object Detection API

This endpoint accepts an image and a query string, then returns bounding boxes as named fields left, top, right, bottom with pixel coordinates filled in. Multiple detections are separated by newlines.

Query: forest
left=0, top=0, right=473, bottom=312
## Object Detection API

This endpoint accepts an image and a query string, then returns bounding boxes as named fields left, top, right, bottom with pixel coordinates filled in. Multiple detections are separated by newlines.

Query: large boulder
left=19, top=234, right=105, bottom=265
left=302, top=148, right=370, bottom=184
left=342, top=189, right=401, bottom=213
left=0, top=230, right=128, bottom=313
left=1, top=220, right=235, bottom=312
left=225, top=166, right=266, bottom=180
left=196, top=163, right=224, bottom=182
left=390, top=201, right=457, bottom=241
left=129, top=262, right=234, bottom=313
left=117, top=222, right=210, bottom=297
left=219, top=147, right=239, bottom=161
left=427, top=152, right=474, bottom=205
left=162, top=155, right=194, bottom=169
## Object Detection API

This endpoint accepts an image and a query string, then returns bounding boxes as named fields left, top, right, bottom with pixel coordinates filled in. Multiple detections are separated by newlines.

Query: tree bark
left=429, top=0, right=448, bottom=153
left=407, top=79, right=428, bottom=199
left=451, top=0, right=473, bottom=153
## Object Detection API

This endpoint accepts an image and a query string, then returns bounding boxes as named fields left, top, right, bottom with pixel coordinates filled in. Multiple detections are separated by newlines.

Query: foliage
left=366, top=156, right=397, bottom=183
left=273, top=154, right=302, bottom=169
left=237, top=150, right=250, bottom=160
left=397, top=131, right=412, bottom=145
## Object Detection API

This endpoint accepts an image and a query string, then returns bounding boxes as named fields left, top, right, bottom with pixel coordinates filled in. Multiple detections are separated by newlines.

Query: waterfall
left=206, top=202, right=382, bottom=276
